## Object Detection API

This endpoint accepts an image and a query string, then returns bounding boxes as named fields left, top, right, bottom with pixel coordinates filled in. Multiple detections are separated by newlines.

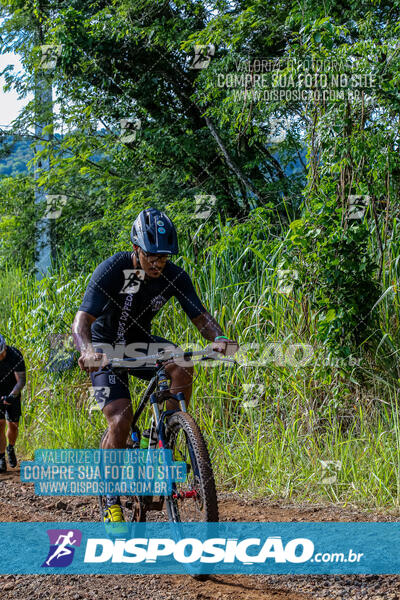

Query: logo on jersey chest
left=120, top=269, right=145, bottom=294
left=151, top=295, right=167, bottom=311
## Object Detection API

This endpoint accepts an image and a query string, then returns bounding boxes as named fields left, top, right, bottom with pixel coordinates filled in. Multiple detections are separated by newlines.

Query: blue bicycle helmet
left=130, top=208, right=178, bottom=255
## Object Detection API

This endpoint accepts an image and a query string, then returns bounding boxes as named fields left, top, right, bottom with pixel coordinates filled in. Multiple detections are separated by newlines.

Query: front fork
left=149, top=391, right=187, bottom=448
left=148, top=391, right=198, bottom=500
left=152, top=390, right=200, bottom=489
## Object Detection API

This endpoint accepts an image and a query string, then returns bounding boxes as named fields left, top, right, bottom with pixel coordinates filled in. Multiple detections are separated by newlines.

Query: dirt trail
left=0, top=469, right=399, bottom=600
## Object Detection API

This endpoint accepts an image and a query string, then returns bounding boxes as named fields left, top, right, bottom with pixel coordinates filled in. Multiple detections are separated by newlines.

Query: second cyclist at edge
left=72, top=208, right=238, bottom=523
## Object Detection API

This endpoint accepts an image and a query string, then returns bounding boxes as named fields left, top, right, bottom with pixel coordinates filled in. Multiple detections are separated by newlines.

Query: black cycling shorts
left=0, top=397, right=21, bottom=423
left=89, top=336, right=177, bottom=409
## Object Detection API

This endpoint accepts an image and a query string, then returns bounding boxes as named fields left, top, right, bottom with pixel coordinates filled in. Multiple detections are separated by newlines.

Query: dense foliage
left=0, top=138, right=32, bottom=175
left=0, top=0, right=399, bottom=354
left=1, top=1, right=400, bottom=505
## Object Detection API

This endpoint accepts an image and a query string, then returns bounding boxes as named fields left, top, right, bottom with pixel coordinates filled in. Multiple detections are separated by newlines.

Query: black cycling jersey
left=79, top=252, right=206, bottom=344
left=0, top=346, right=25, bottom=397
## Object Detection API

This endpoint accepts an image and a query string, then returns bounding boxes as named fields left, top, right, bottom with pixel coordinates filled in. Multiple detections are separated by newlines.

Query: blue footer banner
left=0, top=522, right=398, bottom=575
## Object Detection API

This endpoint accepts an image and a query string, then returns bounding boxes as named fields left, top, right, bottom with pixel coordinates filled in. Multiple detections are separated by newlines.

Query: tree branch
left=204, top=116, right=263, bottom=204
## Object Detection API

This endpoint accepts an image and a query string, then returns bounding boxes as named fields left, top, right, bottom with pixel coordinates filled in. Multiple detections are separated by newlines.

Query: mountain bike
left=97, top=348, right=234, bottom=523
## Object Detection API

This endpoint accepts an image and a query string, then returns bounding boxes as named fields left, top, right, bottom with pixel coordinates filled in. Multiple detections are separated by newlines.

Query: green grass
left=1, top=234, right=400, bottom=509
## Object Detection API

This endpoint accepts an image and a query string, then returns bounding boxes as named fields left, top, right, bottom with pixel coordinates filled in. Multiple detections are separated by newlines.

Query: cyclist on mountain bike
left=72, top=208, right=238, bottom=523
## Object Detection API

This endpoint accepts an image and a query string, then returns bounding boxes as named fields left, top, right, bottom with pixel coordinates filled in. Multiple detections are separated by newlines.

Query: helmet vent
left=130, top=208, right=178, bottom=254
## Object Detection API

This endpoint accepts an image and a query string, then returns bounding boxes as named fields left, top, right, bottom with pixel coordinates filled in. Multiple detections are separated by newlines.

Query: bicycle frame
left=108, top=354, right=195, bottom=512
left=104, top=348, right=235, bottom=517
left=130, top=362, right=187, bottom=449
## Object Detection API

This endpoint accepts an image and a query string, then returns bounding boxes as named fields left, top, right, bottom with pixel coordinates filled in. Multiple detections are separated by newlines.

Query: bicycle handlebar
left=107, top=348, right=236, bottom=369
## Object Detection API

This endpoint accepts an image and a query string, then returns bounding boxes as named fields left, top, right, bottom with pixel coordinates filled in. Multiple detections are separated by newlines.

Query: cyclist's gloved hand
left=212, top=338, right=239, bottom=356
left=78, top=351, right=109, bottom=373
left=1, top=395, right=16, bottom=406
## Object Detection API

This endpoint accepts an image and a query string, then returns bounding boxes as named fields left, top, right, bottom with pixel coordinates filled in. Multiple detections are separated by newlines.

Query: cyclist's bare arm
left=11, top=371, right=26, bottom=396
left=191, top=311, right=238, bottom=356
left=2, top=371, right=26, bottom=404
left=72, top=310, right=95, bottom=353
left=72, top=310, right=108, bottom=372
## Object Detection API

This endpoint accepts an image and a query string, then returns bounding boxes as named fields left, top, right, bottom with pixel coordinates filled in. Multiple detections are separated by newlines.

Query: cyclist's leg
left=0, top=406, right=6, bottom=471
left=5, top=417, right=19, bottom=468
left=3, top=399, right=20, bottom=468
left=90, top=366, right=132, bottom=522
left=0, top=418, right=6, bottom=473
left=6, top=421, right=19, bottom=446
left=165, top=361, right=194, bottom=410
left=131, top=336, right=194, bottom=410
left=102, top=398, right=133, bottom=449
left=90, top=365, right=132, bottom=447
left=0, top=419, right=6, bottom=453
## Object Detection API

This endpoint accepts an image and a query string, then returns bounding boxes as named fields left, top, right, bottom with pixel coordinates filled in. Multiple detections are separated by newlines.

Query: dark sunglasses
left=141, top=251, right=170, bottom=263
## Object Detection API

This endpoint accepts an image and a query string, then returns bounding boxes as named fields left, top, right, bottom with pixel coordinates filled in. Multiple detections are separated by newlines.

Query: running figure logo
left=42, top=529, right=82, bottom=567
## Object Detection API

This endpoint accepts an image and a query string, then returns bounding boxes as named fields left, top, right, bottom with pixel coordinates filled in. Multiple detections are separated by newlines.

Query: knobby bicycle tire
left=164, top=411, right=218, bottom=523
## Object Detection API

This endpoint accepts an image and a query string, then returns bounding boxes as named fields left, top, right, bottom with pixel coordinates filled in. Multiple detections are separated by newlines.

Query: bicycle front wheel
left=164, top=411, right=218, bottom=522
